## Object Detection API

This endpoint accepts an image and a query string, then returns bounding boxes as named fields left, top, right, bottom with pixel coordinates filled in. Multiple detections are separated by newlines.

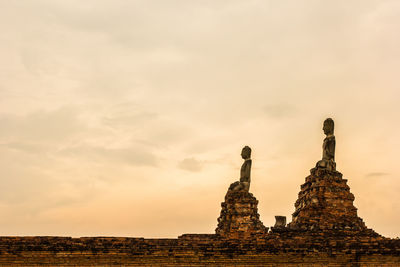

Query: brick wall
left=0, top=233, right=399, bottom=266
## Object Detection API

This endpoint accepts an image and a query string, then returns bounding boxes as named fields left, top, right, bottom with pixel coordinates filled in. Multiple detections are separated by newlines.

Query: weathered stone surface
left=229, top=146, right=252, bottom=192
left=215, top=190, right=268, bottom=238
left=274, top=216, right=287, bottom=227
left=316, top=118, right=336, bottom=171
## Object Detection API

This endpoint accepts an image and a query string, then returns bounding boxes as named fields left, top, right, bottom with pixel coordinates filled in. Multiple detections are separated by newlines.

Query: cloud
left=0, top=107, right=85, bottom=143
left=60, top=145, right=158, bottom=167
left=0, top=142, right=44, bottom=154
left=100, top=102, right=159, bottom=130
left=365, top=172, right=389, bottom=178
left=102, top=112, right=158, bottom=128
left=178, top=157, right=203, bottom=172
left=264, top=104, right=296, bottom=119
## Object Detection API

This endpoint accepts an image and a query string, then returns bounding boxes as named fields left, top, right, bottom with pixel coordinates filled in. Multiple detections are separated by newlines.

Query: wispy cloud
left=365, top=172, right=389, bottom=178
left=178, top=157, right=203, bottom=172
left=264, top=104, right=296, bottom=119
left=0, top=107, right=85, bottom=143
left=60, top=145, right=159, bottom=167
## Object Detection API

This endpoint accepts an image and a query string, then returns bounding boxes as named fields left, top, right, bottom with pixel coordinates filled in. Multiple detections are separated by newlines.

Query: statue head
left=241, top=146, right=251, bottom=160
left=323, top=118, right=334, bottom=135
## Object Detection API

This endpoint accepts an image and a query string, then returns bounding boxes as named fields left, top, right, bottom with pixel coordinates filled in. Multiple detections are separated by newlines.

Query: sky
left=0, top=0, right=399, bottom=238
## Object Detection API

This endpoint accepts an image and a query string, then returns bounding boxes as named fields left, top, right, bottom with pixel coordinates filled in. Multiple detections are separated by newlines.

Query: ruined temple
left=0, top=119, right=399, bottom=266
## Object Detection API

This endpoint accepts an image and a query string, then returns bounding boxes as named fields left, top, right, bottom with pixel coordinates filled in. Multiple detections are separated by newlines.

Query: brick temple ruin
left=0, top=118, right=399, bottom=266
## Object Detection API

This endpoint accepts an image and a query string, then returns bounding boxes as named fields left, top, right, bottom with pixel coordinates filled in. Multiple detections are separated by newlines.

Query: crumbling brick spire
left=216, top=146, right=267, bottom=238
left=288, top=167, right=367, bottom=231
left=216, top=190, right=267, bottom=238
left=288, top=118, right=366, bottom=231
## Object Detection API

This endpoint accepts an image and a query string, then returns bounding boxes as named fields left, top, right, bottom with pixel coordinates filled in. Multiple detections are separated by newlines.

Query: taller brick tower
left=288, top=167, right=366, bottom=231
left=288, top=118, right=367, bottom=231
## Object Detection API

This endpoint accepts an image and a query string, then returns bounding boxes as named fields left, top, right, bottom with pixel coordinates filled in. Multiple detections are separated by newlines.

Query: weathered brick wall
left=2, top=251, right=400, bottom=266
left=0, top=234, right=399, bottom=266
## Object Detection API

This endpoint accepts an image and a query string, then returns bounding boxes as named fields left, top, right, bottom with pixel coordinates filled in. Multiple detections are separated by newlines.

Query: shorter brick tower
left=216, top=190, right=267, bottom=238
left=288, top=167, right=366, bottom=231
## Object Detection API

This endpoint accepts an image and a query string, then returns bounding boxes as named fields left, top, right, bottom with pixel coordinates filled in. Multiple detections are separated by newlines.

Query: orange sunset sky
left=0, top=1, right=399, bottom=238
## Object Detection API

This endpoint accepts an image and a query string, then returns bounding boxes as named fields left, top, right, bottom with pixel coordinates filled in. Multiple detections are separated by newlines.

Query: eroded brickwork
left=216, top=190, right=267, bottom=238
left=289, top=167, right=367, bottom=231
left=0, top=234, right=399, bottom=266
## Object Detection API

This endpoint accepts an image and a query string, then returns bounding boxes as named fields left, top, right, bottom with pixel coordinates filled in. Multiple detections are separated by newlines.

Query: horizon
left=1, top=1, right=399, bottom=238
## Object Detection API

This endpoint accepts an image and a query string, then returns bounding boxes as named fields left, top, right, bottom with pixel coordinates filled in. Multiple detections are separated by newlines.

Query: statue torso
left=240, top=159, right=252, bottom=183
left=322, top=135, right=335, bottom=161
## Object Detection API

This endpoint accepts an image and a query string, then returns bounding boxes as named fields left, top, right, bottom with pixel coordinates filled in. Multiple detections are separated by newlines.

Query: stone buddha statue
left=228, top=146, right=252, bottom=192
left=316, top=118, right=336, bottom=171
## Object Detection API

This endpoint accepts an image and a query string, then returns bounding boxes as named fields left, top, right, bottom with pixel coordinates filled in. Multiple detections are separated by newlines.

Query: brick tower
left=288, top=118, right=367, bottom=231
left=288, top=167, right=366, bottom=231
left=216, top=190, right=267, bottom=238
left=215, top=146, right=267, bottom=238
